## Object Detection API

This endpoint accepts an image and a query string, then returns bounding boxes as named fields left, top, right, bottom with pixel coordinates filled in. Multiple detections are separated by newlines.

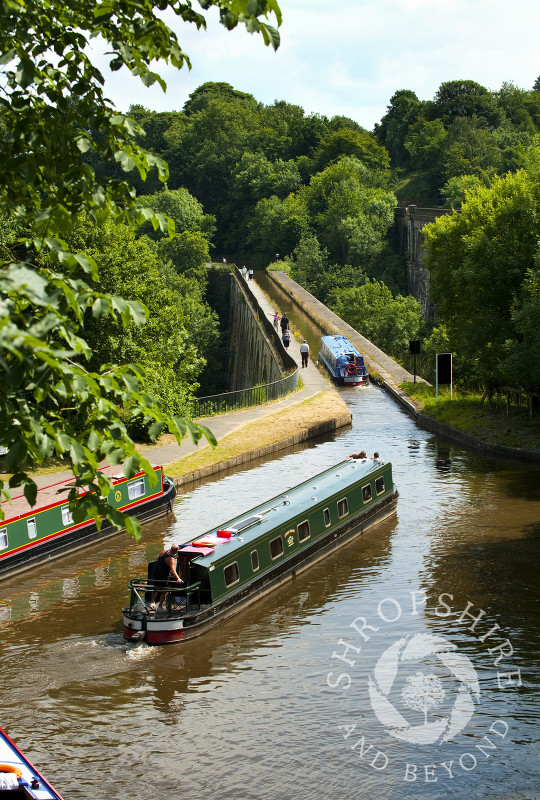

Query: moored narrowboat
left=318, top=334, right=369, bottom=385
left=123, top=457, right=397, bottom=645
left=0, top=465, right=175, bottom=580
left=0, top=726, right=64, bottom=798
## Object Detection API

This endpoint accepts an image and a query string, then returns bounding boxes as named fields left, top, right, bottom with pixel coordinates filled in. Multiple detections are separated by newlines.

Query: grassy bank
left=165, top=391, right=350, bottom=478
left=402, top=382, right=540, bottom=452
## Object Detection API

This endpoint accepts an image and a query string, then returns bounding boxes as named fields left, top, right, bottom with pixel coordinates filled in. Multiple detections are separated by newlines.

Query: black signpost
left=436, top=353, right=453, bottom=400
left=409, top=339, right=421, bottom=383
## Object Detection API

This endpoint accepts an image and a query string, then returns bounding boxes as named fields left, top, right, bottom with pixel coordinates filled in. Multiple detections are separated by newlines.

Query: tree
left=0, top=0, right=282, bottom=531
left=441, top=174, right=484, bottom=208
left=506, top=258, right=540, bottom=389
left=432, top=80, right=503, bottom=128
left=304, top=158, right=396, bottom=268
left=246, top=194, right=309, bottom=261
left=374, top=90, right=424, bottom=168
left=328, top=280, right=422, bottom=355
left=136, top=188, right=214, bottom=279
left=424, top=163, right=540, bottom=389
left=313, top=128, right=390, bottom=173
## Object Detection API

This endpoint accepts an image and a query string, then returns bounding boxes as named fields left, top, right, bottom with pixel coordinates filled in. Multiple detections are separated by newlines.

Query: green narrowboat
left=0, top=465, right=176, bottom=580
left=122, top=457, right=398, bottom=645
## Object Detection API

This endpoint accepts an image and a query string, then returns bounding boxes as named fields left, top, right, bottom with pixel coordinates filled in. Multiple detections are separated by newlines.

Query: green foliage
left=246, top=193, right=309, bottom=262
left=136, top=187, right=214, bottom=278
left=375, top=90, right=424, bottom=168
left=0, top=0, right=281, bottom=529
left=137, top=188, right=215, bottom=241
left=441, top=174, right=485, bottom=208
left=328, top=280, right=422, bottom=355
left=424, top=161, right=540, bottom=389
left=506, top=259, right=540, bottom=388
left=431, top=80, right=504, bottom=128
left=313, top=128, right=390, bottom=173
left=303, top=157, right=396, bottom=268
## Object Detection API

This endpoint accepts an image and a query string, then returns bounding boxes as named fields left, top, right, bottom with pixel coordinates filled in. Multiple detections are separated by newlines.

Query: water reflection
left=0, top=296, right=538, bottom=798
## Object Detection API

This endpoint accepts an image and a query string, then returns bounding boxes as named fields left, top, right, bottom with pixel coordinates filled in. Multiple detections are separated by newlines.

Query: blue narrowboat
left=123, top=457, right=397, bottom=645
left=0, top=726, right=64, bottom=798
left=0, top=465, right=176, bottom=580
left=318, top=334, right=369, bottom=385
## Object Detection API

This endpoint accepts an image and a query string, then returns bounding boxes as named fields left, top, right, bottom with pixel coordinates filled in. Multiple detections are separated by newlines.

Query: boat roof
left=0, top=726, right=64, bottom=799
left=1, top=464, right=162, bottom=523
left=182, top=458, right=387, bottom=568
left=321, top=334, right=361, bottom=357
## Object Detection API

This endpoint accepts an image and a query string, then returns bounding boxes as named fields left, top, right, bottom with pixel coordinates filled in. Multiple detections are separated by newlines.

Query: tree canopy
left=424, top=153, right=540, bottom=390
left=0, top=0, right=282, bottom=531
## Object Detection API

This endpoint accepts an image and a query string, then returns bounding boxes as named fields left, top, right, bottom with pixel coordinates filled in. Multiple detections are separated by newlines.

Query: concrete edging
left=173, top=412, right=352, bottom=487
left=268, top=270, right=540, bottom=463
left=376, top=377, right=540, bottom=462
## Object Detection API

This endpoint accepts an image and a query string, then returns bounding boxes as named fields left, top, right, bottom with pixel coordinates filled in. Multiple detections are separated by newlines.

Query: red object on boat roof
left=216, top=529, right=233, bottom=539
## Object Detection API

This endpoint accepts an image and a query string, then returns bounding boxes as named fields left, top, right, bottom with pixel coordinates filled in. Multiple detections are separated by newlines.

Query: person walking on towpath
left=300, top=340, right=309, bottom=368
left=270, top=311, right=281, bottom=331
left=282, top=329, right=291, bottom=349
left=280, top=313, right=289, bottom=333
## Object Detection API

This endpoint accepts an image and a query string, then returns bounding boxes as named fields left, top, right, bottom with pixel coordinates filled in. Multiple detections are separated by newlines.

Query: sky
left=92, top=0, right=540, bottom=131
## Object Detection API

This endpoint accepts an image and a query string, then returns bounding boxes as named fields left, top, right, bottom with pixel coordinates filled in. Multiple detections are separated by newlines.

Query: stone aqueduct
left=394, top=204, right=452, bottom=318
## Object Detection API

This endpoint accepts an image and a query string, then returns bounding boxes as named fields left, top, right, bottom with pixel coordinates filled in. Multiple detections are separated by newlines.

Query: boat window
left=324, top=508, right=331, bottom=527
left=270, top=536, right=284, bottom=559
left=0, top=529, right=7, bottom=550
left=127, top=477, right=145, bottom=500
left=375, top=476, right=385, bottom=495
left=337, top=498, right=348, bottom=518
left=61, top=506, right=73, bottom=526
left=362, top=484, right=373, bottom=503
left=27, top=518, right=37, bottom=539
left=251, top=550, right=259, bottom=572
left=298, top=520, right=310, bottom=542
left=224, top=562, right=240, bottom=587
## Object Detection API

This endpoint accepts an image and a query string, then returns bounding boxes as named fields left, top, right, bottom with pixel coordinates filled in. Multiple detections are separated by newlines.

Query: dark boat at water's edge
left=0, top=465, right=176, bottom=581
left=0, top=726, right=64, bottom=798
left=123, top=458, right=397, bottom=645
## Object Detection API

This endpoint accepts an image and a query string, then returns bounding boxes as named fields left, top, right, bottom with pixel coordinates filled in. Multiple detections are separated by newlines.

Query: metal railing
left=191, top=368, right=299, bottom=418
left=127, top=579, right=202, bottom=614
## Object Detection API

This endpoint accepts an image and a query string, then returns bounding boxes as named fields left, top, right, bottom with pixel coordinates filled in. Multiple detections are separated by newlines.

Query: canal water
left=0, top=288, right=538, bottom=799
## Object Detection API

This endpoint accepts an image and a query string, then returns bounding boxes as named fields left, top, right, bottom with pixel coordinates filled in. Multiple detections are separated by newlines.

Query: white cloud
left=95, top=0, right=540, bottom=129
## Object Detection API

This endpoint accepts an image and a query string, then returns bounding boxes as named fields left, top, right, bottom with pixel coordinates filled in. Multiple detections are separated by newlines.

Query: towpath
left=22, top=275, right=335, bottom=491
left=141, top=274, right=332, bottom=465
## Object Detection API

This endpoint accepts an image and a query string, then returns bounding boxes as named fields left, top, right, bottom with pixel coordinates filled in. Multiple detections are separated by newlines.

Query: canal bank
left=267, top=270, right=540, bottom=463
left=151, top=273, right=352, bottom=486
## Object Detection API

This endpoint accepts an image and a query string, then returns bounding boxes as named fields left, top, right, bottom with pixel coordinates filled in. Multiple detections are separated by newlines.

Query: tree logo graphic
left=401, top=672, right=446, bottom=724
left=367, top=633, right=480, bottom=745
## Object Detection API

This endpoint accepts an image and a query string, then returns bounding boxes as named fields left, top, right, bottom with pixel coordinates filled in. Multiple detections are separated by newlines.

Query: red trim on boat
left=123, top=626, right=142, bottom=640
left=0, top=478, right=168, bottom=561
left=146, top=629, right=185, bottom=645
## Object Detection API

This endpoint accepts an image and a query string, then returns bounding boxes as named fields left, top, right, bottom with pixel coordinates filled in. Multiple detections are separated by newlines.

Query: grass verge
left=402, top=382, right=540, bottom=452
left=164, top=390, right=350, bottom=478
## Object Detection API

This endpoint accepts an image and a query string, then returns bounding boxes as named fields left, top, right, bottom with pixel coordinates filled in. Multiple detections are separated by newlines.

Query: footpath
left=24, top=274, right=351, bottom=492
left=146, top=274, right=338, bottom=468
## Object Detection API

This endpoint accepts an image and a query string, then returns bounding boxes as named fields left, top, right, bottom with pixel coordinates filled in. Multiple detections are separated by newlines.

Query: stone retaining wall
left=268, top=270, right=540, bottom=463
